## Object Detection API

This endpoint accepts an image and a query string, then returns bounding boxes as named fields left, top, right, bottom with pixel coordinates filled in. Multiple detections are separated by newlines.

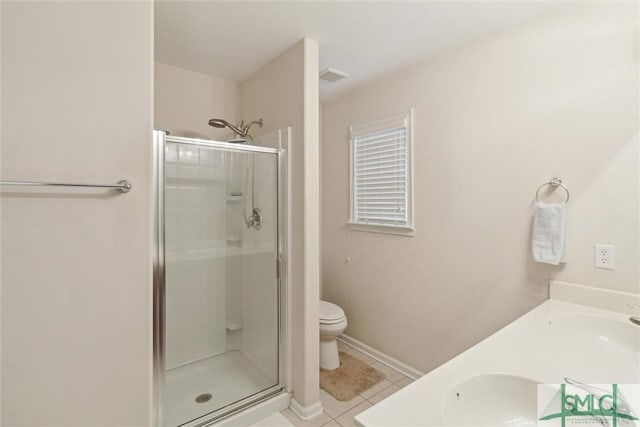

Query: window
left=348, top=110, right=413, bottom=235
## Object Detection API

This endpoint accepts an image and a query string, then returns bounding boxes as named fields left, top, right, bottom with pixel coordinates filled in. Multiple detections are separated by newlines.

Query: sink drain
left=195, top=393, right=212, bottom=403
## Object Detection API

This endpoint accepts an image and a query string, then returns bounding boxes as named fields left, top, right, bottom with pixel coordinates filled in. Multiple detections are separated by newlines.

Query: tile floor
left=251, top=412, right=295, bottom=426
left=280, top=341, right=414, bottom=427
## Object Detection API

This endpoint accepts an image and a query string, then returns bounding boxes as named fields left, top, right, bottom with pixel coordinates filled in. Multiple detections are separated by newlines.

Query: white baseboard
left=289, top=398, right=323, bottom=421
left=338, top=334, right=424, bottom=380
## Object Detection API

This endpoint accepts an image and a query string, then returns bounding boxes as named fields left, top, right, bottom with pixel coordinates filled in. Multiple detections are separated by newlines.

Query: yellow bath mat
left=320, top=351, right=385, bottom=401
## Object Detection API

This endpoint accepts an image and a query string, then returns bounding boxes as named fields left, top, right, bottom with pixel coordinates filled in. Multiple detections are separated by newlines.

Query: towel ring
left=535, top=177, right=570, bottom=203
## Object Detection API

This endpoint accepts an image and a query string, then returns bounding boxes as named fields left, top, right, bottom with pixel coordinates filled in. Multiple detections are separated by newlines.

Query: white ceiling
left=155, top=1, right=567, bottom=102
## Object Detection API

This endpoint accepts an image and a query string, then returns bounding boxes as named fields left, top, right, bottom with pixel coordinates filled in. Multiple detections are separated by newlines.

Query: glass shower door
left=154, top=131, right=282, bottom=427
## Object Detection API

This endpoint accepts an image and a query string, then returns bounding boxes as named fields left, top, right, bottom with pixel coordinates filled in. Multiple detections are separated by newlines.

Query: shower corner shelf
left=226, top=195, right=244, bottom=202
left=226, top=319, right=243, bottom=331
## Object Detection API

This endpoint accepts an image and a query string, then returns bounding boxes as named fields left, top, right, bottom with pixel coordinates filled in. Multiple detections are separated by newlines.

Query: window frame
left=347, top=109, right=414, bottom=236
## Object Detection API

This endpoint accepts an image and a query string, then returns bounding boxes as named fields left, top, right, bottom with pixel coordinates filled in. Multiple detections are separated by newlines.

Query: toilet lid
left=319, top=300, right=345, bottom=322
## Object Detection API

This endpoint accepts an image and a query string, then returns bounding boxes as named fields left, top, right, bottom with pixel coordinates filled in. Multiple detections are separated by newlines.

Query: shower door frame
left=152, top=130, right=289, bottom=427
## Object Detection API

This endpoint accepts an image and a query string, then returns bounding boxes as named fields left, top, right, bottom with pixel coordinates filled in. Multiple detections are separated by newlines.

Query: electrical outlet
left=594, top=244, right=615, bottom=270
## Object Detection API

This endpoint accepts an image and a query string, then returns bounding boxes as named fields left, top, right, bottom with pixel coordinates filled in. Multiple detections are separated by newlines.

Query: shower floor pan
left=165, top=350, right=277, bottom=426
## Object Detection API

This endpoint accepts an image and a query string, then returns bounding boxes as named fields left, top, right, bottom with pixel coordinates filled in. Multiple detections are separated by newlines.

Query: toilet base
left=320, top=337, right=340, bottom=370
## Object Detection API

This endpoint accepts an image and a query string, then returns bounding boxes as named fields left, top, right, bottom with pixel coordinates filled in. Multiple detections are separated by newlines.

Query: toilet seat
left=319, top=300, right=345, bottom=324
left=320, top=317, right=346, bottom=325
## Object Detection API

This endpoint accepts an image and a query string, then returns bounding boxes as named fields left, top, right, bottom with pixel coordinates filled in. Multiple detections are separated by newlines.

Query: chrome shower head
left=208, top=117, right=245, bottom=135
left=208, top=117, right=263, bottom=139
left=208, top=118, right=228, bottom=128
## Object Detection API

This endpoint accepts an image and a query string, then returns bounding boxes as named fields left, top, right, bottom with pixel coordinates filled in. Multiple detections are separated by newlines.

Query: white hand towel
left=532, top=202, right=567, bottom=265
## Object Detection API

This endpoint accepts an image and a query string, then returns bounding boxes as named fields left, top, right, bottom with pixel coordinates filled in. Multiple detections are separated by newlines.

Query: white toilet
left=319, top=300, right=348, bottom=370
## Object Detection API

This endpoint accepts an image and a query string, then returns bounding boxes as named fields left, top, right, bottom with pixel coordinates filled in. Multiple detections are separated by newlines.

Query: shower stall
left=153, top=130, right=288, bottom=426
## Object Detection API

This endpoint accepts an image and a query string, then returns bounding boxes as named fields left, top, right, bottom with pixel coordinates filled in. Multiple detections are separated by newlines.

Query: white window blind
left=349, top=111, right=413, bottom=233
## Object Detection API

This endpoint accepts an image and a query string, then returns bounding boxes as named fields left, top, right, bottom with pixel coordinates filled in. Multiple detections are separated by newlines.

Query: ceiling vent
left=319, top=67, right=349, bottom=83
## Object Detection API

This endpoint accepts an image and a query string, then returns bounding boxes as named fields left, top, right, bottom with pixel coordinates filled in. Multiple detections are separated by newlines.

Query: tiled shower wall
left=165, top=143, right=228, bottom=368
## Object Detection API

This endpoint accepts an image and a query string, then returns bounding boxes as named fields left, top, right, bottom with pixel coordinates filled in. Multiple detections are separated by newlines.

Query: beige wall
left=321, top=2, right=639, bottom=373
left=154, top=61, right=238, bottom=140
left=241, top=39, right=321, bottom=411
left=1, top=2, right=153, bottom=425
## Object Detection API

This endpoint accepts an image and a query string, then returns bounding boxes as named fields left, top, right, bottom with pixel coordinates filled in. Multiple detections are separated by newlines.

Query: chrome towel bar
left=0, top=179, right=132, bottom=193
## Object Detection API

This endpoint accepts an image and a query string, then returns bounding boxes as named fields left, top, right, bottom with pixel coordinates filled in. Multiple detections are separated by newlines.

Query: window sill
left=346, top=222, right=414, bottom=237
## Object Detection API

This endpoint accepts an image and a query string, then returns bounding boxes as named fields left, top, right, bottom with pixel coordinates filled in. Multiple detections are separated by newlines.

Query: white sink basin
left=546, top=313, right=640, bottom=353
left=443, top=374, right=539, bottom=426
